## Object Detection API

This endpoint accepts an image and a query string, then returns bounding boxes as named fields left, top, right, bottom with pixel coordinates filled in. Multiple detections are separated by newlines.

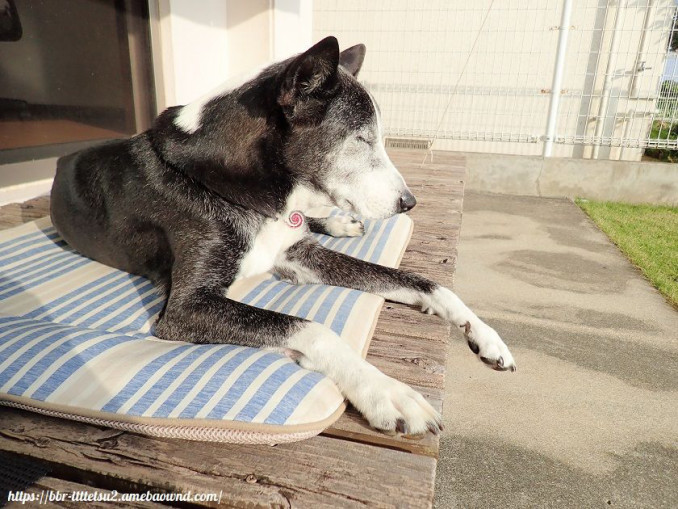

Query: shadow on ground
left=434, top=192, right=678, bottom=508
left=437, top=438, right=677, bottom=508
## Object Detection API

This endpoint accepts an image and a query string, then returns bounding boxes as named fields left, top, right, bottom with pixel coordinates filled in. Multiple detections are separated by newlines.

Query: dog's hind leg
left=306, top=216, right=364, bottom=237
left=278, top=238, right=516, bottom=372
left=155, top=284, right=441, bottom=435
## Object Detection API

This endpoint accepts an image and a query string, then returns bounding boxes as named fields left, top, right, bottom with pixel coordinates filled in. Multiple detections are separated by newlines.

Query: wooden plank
left=1, top=409, right=436, bottom=508
left=0, top=196, right=51, bottom=229
left=322, top=153, right=463, bottom=454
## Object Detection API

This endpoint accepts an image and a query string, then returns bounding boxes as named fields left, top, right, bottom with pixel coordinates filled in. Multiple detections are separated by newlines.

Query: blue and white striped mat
left=0, top=211, right=412, bottom=442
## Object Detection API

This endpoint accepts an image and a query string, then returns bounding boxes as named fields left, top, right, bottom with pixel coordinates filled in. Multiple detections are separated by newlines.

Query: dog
left=50, top=36, right=515, bottom=436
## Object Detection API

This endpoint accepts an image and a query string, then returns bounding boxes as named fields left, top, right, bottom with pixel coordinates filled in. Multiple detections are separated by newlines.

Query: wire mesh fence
left=313, top=0, right=678, bottom=160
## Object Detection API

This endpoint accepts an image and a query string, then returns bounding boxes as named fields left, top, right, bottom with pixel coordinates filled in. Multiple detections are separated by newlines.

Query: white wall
left=151, top=0, right=313, bottom=111
left=224, top=0, right=271, bottom=78
left=153, top=0, right=230, bottom=108
left=272, top=0, right=313, bottom=60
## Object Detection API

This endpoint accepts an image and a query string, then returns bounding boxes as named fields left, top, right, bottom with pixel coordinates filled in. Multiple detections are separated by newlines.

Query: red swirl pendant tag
left=286, top=210, right=305, bottom=229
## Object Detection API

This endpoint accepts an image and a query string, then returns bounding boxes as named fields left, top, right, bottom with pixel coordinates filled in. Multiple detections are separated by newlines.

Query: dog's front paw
left=326, top=216, right=364, bottom=237
left=353, top=375, right=442, bottom=436
left=423, top=287, right=517, bottom=372
left=462, top=320, right=516, bottom=372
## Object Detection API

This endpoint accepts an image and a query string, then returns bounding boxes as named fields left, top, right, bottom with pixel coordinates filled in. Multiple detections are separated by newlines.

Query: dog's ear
left=339, top=44, right=366, bottom=77
left=278, top=36, right=340, bottom=123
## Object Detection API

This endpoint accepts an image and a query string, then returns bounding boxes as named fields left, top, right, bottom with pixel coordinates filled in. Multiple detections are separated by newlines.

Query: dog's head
left=279, top=37, right=416, bottom=219
left=163, top=36, right=415, bottom=220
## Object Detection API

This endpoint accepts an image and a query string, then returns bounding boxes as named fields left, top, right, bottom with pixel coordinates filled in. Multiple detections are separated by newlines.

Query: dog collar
left=285, top=210, right=305, bottom=229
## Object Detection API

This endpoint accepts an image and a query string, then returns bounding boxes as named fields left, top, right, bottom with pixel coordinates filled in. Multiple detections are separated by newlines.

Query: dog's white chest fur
left=235, top=217, right=306, bottom=280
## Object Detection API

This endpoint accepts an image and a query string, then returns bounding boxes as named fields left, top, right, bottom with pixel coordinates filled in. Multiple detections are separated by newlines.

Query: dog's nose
left=398, top=191, right=417, bottom=213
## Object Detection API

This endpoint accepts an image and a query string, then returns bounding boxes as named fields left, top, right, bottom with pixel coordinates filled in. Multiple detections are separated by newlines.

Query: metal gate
left=312, top=0, right=678, bottom=160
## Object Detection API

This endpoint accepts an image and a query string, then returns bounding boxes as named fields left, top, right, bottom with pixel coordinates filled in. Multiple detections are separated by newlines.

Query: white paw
left=351, top=375, right=442, bottom=435
left=462, top=320, right=516, bottom=372
left=286, top=322, right=441, bottom=436
left=326, top=216, right=364, bottom=237
left=423, top=287, right=516, bottom=372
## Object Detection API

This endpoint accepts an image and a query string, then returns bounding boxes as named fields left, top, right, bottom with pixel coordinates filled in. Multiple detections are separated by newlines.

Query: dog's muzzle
left=398, top=190, right=417, bottom=213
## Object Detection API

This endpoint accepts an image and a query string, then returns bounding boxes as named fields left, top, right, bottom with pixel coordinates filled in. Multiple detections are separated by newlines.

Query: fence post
left=592, top=1, right=625, bottom=159
left=543, top=0, right=573, bottom=157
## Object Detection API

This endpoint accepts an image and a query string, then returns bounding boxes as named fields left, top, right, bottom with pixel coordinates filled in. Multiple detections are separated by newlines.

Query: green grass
left=645, top=120, right=678, bottom=163
left=645, top=80, right=678, bottom=162
left=576, top=199, right=678, bottom=309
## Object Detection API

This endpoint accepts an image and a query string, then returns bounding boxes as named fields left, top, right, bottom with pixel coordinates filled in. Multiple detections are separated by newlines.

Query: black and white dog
left=50, top=37, right=515, bottom=436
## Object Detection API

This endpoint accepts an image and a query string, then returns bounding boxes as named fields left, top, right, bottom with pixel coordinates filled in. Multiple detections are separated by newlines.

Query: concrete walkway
left=434, top=191, right=678, bottom=508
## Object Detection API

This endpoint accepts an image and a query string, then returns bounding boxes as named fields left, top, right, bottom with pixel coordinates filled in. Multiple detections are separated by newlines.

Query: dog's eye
left=356, top=135, right=371, bottom=145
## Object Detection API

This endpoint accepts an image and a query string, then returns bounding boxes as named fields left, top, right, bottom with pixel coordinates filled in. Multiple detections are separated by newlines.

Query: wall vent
left=384, top=138, right=432, bottom=150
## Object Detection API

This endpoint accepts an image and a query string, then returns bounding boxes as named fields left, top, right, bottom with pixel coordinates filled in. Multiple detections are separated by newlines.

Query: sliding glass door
left=0, top=0, right=155, bottom=172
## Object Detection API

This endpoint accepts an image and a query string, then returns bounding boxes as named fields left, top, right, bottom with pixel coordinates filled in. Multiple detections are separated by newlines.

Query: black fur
left=283, top=238, right=436, bottom=294
left=50, top=36, right=435, bottom=350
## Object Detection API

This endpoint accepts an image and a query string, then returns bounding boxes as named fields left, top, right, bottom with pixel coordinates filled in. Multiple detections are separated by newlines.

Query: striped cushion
left=0, top=210, right=412, bottom=443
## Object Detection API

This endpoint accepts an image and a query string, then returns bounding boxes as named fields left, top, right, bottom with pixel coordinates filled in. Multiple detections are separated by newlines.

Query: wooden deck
left=0, top=149, right=466, bottom=508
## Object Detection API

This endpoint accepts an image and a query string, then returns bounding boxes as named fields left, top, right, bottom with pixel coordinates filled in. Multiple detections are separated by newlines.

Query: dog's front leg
left=306, top=216, right=364, bottom=237
left=155, top=288, right=442, bottom=435
left=278, top=238, right=516, bottom=371
left=289, top=321, right=442, bottom=434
